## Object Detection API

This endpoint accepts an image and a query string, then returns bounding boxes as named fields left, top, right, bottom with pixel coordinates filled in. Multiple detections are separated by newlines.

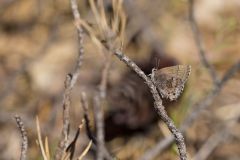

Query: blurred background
left=0, top=0, right=240, bottom=159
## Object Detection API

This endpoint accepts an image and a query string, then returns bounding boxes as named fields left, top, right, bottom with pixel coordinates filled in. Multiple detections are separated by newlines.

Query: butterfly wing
left=153, top=65, right=191, bottom=101
left=156, top=65, right=191, bottom=82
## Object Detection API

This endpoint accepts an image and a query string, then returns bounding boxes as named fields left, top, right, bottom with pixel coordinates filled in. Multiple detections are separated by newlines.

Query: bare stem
left=99, top=54, right=112, bottom=98
left=93, top=94, right=105, bottom=160
left=80, top=92, right=97, bottom=144
left=65, top=122, right=84, bottom=160
left=181, top=60, right=240, bottom=131
left=114, top=50, right=187, bottom=160
left=193, top=129, right=227, bottom=160
left=14, top=115, right=28, bottom=160
left=80, top=93, right=113, bottom=160
left=193, top=118, right=238, bottom=160
left=188, top=0, right=219, bottom=85
left=54, top=0, right=84, bottom=159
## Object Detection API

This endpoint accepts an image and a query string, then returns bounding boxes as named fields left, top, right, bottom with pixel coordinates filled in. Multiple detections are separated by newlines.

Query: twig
left=94, top=1, right=114, bottom=158
left=80, top=93, right=113, bottom=160
left=188, top=0, right=219, bottom=85
left=80, top=92, right=97, bottom=143
left=193, top=129, right=227, bottom=160
left=54, top=75, right=72, bottom=159
left=181, top=60, right=240, bottom=131
left=99, top=54, right=112, bottom=98
left=54, top=0, right=84, bottom=159
left=113, top=50, right=187, bottom=160
left=140, top=60, right=240, bottom=160
left=193, top=117, right=238, bottom=160
left=63, top=121, right=84, bottom=160
left=140, top=136, right=173, bottom=160
left=96, top=51, right=112, bottom=160
left=14, top=115, right=28, bottom=160
left=93, top=94, right=105, bottom=160
left=219, top=60, right=240, bottom=86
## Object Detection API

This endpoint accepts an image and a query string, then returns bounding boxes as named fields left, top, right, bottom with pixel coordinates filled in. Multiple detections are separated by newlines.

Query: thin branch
left=219, top=60, right=240, bottom=86
left=193, top=129, right=227, bottom=160
left=113, top=50, right=187, bottom=160
left=99, top=54, right=112, bottom=98
left=140, top=60, right=240, bottom=160
left=54, top=0, right=84, bottom=159
left=93, top=94, right=105, bottom=160
left=64, top=121, right=84, bottom=160
left=193, top=118, right=238, bottom=160
left=96, top=16, right=113, bottom=158
left=181, top=60, right=240, bottom=131
left=140, top=136, right=173, bottom=160
left=80, top=92, right=97, bottom=144
left=54, top=75, right=72, bottom=160
left=80, top=93, right=113, bottom=160
left=188, top=0, right=219, bottom=85
left=14, top=115, right=28, bottom=160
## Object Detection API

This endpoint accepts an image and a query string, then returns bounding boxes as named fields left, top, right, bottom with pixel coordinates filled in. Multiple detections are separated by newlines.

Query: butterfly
left=150, top=65, right=191, bottom=101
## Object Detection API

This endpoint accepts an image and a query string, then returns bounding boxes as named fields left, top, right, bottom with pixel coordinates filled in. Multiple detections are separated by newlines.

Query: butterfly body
left=151, top=65, right=191, bottom=101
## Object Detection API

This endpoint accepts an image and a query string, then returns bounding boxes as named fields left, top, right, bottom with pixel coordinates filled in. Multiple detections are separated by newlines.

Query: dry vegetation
left=0, top=0, right=240, bottom=160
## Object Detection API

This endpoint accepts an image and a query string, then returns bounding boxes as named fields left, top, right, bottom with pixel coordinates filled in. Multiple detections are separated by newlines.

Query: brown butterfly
left=151, top=65, right=191, bottom=101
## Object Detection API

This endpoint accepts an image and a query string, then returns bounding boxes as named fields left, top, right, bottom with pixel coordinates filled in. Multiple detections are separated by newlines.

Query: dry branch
left=54, top=0, right=84, bottom=159
left=188, top=0, right=219, bottom=85
left=14, top=115, right=28, bottom=160
left=93, top=95, right=105, bottom=160
left=193, top=129, right=228, bottom=160
left=65, top=122, right=83, bottom=160
left=80, top=92, right=97, bottom=144
left=80, top=93, right=113, bottom=160
left=114, top=50, right=187, bottom=160
left=193, top=118, right=238, bottom=160
left=99, top=54, right=112, bottom=98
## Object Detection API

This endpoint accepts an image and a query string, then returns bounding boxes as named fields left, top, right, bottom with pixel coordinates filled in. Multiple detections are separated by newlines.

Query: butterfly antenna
left=154, top=57, right=157, bottom=69
left=154, top=57, right=160, bottom=69
left=157, top=58, right=160, bottom=69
